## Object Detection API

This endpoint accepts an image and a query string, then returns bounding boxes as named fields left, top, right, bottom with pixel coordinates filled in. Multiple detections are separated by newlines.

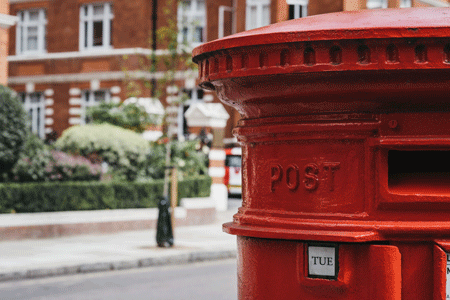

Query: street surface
left=0, top=259, right=237, bottom=300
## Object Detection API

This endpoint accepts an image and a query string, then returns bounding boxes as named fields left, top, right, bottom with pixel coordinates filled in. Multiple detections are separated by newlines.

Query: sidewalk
left=0, top=205, right=239, bottom=282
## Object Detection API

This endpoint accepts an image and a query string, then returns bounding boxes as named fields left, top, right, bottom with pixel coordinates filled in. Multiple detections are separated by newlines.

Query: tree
left=122, top=0, right=195, bottom=108
left=86, top=102, right=155, bottom=133
left=0, top=85, right=28, bottom=180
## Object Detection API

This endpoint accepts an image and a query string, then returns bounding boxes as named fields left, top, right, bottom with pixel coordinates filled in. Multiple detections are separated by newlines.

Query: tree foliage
left=86, top=102, right=155, bottom=133
left=0, top=85, right=28, bottom=178
left=145, top=140, right=208, bottom=180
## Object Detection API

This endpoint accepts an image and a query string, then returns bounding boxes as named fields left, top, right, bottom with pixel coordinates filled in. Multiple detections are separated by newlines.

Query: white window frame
left=178, top=88, right=204, bottom=139
left=79, top=3, right=113, bottom=51
left=177, top=0, right=206, bottom=48
left=366, top=0, right=388, bottom=9
left=81, top=90, right=111, bottom=124
left=16, top=9, right=47, bottom=55
left=287, top=0, right=308, bottom=19
left=246, top=0, right=271, bottom=31
left=20, top=92, right=45, bottom=138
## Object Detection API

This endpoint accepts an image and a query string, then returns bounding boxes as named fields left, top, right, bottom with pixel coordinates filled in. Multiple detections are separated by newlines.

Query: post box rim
left=193, top=8, right=450, bottom=60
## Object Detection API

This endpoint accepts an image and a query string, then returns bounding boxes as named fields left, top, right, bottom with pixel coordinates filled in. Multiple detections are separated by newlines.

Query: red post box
left=193, top=8, right=450, bottom=299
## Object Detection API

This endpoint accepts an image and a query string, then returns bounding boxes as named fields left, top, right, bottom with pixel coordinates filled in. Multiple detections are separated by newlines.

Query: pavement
left=0, top=200, right=241, bottom=282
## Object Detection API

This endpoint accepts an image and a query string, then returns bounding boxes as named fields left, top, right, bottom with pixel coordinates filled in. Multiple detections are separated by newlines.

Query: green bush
left=146, top=140, right=209, bottom=180
left=0, top=176, right=211, bottom=213
left=0, top=85, right=28, bottom=178
left=86, top=102, right=155, bottom=133
left=10, top=134, right=102, bottom=182
left=54, top=123, right=150, bottom=181
left=11, top=134, right=52, bottom=182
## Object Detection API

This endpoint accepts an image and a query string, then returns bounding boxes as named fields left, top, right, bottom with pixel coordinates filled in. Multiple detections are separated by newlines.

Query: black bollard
left=156, top=196, right=174, bottom=247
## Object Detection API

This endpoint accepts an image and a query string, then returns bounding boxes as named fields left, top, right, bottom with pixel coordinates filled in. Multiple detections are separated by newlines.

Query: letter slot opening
left=388, top=150, right=450, bottom=195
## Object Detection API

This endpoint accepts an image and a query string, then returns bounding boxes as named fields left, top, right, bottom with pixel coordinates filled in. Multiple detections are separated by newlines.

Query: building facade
left=0, top=0, right=16, bottom=85
left=7, top=0, right=208, bottom=141
left=7, top=0, right=448, bottom=143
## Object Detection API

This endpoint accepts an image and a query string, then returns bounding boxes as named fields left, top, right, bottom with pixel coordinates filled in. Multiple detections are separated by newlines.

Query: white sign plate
left=447, top=253, right=450, bottom=299
left=308, top=245, right=337, bottom=279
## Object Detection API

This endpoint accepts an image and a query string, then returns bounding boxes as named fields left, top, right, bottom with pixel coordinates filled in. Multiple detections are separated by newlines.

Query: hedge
left=0, top=176, right=211, bottom=213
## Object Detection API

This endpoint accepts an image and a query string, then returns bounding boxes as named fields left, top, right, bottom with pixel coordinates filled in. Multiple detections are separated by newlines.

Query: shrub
left=86, top=102, right=155, bottom=133
left=0, top=85, right=28, bottom=178
left=11, top=134, right=52, bottom=182
left=11, top=135, right=102, bottom=182
left=54, top=123, right=150, bottom=181
left=48, top=151, right=102, bottom=181
left=0, top=176, right=211, bottom=213
left=145, top=140, right=208, bottom=180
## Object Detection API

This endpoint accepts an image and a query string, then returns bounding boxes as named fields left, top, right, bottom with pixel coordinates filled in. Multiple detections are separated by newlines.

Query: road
left=0, top=259, right=238, bottom=300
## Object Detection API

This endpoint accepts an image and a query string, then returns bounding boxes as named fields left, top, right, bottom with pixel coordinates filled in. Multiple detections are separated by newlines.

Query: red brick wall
left=206, top=0, right=233, bottom=41
left=113, top=0, right=152, bottom=49
left=9, top=0, right=159, bottom=55
left=51, top=83, right=70, bottom=136
left=48, top=0, right=78, bottom=52
left=308, top=0, right=343, bottom=16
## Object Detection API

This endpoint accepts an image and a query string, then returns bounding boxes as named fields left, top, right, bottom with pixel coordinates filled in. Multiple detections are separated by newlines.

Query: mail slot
left=193, top=8, right=450, bottom=299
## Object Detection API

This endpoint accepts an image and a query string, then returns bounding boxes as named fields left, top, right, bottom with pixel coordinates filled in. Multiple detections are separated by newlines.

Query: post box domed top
left=193, top=8, right=450, bottom=118
left=193, top=8, right=450, bottom=57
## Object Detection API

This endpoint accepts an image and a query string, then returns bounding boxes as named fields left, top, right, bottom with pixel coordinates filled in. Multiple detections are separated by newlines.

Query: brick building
left=0, top=0, right=16, bottom=85
left=7, top=0, right=447, bottom=143
left=7, top=0, right=208, bottom=141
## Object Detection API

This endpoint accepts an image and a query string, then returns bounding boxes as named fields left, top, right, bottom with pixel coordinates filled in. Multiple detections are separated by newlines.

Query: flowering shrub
left=11, top=134, right=102, bottom=182
left=48, top=151, right=102, bottom=181
left=54, top=123, right=150, bottom=181
left=11, top=134, right=53, bottom=182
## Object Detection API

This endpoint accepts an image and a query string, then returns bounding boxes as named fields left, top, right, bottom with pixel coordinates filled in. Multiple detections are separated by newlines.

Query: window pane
left=93, top=91, right=106, bottom=102
left=30, top=93, right=41, bottom=103
left=400, top=0, right=411, bottom=7
left=84, top=21, right=88, bottom=47
left=262, top=5, right=270, bottom=26
left=93, top=21, right=103, bottom=46
left=84, top=6, right=88, bottom=16
left=29, top=11, right=39, bottom=21
left=197, top=0, right=205, bottom=12
left=289, top=5, right=295, bottom=19
left=181, top=0, right=190, bottom=12
left=110, top=20, right=113, bottom=46
left=20, top=27, right=24, bottom=52
left=182, top=27, right=188, bottom=43
left=37, top=107, right=41, bottom=136
left=93, top=5, right=104, bottom=16
left=27, top=36, right=38, bottom=50
left=194, top=26, right=203, bottom=43
left=28, top=109, right=33, bottom=128
left=250, top=6, right=257, bottom=29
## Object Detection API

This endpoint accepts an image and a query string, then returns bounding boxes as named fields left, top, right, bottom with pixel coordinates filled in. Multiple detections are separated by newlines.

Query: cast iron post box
left=193, top=8, right=450, bottom=299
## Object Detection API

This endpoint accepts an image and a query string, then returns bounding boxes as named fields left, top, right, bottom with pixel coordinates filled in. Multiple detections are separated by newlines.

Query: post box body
left=193, top=8, right=450, bottom=299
